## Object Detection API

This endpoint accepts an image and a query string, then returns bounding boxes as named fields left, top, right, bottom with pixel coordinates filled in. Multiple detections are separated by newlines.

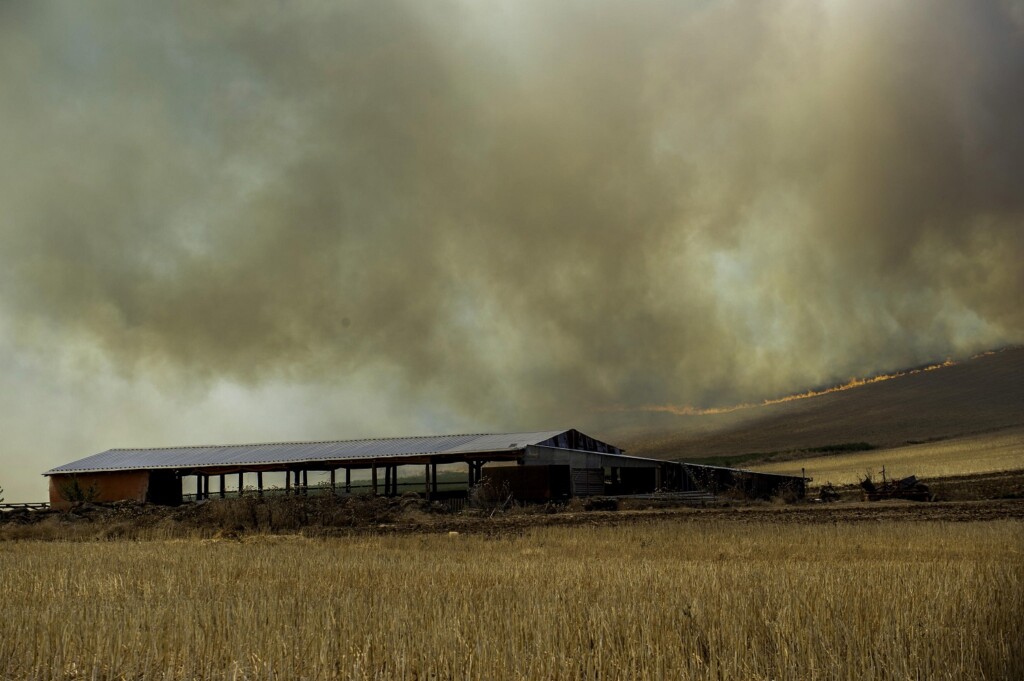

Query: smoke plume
left=1, top=0, right=1022, bottom=462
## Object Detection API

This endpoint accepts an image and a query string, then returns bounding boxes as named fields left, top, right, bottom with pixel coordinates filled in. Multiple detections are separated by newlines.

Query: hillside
left=604, top=347, right=1024, bottom=461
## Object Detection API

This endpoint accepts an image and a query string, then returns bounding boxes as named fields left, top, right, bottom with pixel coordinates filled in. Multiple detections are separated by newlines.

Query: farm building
left=43, top=428, right=805, bottom=508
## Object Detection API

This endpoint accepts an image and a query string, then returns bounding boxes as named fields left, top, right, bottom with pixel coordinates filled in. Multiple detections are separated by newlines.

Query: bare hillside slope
left=608, top=347, right=1024, bottom=461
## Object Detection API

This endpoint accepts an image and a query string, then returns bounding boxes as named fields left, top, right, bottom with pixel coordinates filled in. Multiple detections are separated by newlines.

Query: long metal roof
left=44, top=430, right=612, bottom=475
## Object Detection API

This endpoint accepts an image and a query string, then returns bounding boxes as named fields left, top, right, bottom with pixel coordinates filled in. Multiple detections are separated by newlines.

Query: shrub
left=58, top=476, right=98, bottom=503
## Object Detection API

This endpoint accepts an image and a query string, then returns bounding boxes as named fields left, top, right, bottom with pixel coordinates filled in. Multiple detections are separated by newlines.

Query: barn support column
left=384, top=466, right=391, bottom=497
left=392, top=466, right=399, bottom=495
left=302, top=470, right=308, bottom=496
left=257, top=472, right=264, bottom=497
left=219, top=474, right=226, bottom=499
left=431, top=463, right=438, bottom=496
left=238, top=472, right=244, bottom=496
left=345, top=468, right=351, bottom=494
left=424, top=464, right=431, bottom=500
left=330, top=469, right=336, bottom=495
left=286, top=469, right=291, bottom=495
left=371, top=466, right=378, bottom=495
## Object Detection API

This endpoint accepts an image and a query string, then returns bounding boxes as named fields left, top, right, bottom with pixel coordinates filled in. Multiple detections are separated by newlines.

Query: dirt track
left=4, top=494, right=1022, bottom=541
left=335, top=498, right=1024, bottom=538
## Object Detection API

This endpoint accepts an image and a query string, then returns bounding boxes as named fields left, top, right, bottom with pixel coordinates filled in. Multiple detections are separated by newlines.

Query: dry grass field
left=751, top=427, right=1024, bottom=486
left=2, top=519, right=1021, bottom=681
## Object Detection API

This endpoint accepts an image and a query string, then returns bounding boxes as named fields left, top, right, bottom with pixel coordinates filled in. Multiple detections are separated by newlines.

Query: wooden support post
left=330, top=469, right=336, bottom=495
left=372, top=466, right=378, bottom=495
left=384, top=466, right=391, bottom=497
left=345, top=467, right=351, bottom=494
left=219, top=474, right=226, bottom=499
left=257, top=471, right=264, bottom=497
left=197, top=475, right=204, bottom=500
left=431, top=463, right=438, bottom=496
left=393, top=466, right=399, bottom=495
left=302, top=469, right=308, bottom=495
left=424, top=464, right=431, bottom=500
left=238, top=472, right=244, bottom=496
left=286, top=469, right=291, bottom=495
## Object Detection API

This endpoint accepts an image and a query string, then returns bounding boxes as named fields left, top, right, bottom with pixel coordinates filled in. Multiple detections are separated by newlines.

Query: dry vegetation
left=1, top=520, right=1021, bottom=681
left=751, top=427, right=1024, bottom=486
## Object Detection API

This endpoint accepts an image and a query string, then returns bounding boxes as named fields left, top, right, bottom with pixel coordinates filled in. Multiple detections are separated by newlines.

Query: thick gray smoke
left=1, top=0, right=1022, bottom=455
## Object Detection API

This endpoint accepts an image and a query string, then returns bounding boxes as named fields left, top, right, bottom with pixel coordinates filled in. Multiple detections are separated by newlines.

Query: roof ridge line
left=104, top=429, right=567, bottom=452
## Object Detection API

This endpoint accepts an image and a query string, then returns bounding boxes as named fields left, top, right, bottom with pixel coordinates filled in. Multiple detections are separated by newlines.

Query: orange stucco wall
left=48, top=471, right=151, bottom=510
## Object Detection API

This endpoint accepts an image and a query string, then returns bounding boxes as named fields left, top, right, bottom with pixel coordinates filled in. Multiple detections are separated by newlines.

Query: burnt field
left=612, top=347, right=1024, bottom=462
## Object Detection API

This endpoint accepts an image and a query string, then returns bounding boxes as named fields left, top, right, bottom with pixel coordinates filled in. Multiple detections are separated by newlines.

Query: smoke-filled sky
left=1, top=0, right=1022, bottom=500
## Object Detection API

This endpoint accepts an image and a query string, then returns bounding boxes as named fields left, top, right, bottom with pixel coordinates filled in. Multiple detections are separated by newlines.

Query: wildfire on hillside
left=621, top=359, right=957, bottom=417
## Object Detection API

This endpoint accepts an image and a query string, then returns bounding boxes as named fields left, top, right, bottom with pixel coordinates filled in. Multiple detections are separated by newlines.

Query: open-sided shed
left=44, top=429, right=627, bottom=508
left=43, top=428, right=807, bottom=508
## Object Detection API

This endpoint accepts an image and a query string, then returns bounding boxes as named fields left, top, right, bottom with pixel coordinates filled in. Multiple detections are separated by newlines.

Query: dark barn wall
left=614, top=467, right=658, bottom=495
left=479, top=465, right=572, bottom=502
left=678, top=464, right=806, bottom=499
left=147, top=470, right=183, bottom=506
left=48, top=471, right=152, bottom=509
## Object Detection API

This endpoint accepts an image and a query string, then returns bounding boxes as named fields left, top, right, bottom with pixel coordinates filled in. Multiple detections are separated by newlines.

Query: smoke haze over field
left=1, top=1, right=1022, bottom=500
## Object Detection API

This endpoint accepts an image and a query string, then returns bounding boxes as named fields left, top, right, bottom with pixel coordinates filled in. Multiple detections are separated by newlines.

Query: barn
left=43, top=428, right=805, bottom=508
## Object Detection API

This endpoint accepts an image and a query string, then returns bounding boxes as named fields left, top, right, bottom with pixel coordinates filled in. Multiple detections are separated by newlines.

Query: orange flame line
left=609, top=359, right=957, bottom=416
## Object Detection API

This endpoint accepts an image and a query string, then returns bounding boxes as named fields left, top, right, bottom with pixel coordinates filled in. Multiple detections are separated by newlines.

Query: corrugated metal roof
left=44, top=430, right=570, bottom=475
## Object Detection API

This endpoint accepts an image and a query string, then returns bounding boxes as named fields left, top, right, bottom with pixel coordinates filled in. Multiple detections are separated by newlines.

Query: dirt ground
left=924, top=469, right=1024, bottom=501
left=3, top=470, right=1023, bottom=540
